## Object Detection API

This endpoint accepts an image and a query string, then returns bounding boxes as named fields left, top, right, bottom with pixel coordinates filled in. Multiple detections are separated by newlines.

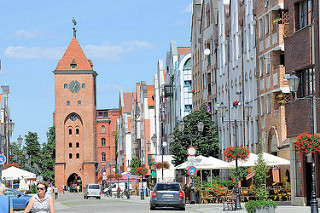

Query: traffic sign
left=187, top=166, right=197, bottom=176
left=126, top=167, right=131, bottom=172
left=126, top=173, right=131, bottom=178
left=187, top=146, right=197, bottom=156
left=187, top=156, right=197, bottom=167
left=0, top=154, right=6, bottom=165
left=151, top=171, right=156, bottom=178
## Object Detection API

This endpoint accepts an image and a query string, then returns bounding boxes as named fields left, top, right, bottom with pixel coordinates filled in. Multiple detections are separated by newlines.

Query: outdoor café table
left=199, top=189, right=222, bottom=203
left=267, top=186, right=287, bottom=201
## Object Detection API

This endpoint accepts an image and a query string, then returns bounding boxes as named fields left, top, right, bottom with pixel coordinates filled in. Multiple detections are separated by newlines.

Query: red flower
left=233, top=101, right=240, bottom=107
left=224, top=146, right=249, bottom=161
left=191, top=89, right=195, bottom=93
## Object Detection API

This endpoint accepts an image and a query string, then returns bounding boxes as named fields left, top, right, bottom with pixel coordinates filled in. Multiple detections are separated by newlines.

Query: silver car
left=84, top=184, right=101, bottom=199
left=150, top=182, right=185, bottom=210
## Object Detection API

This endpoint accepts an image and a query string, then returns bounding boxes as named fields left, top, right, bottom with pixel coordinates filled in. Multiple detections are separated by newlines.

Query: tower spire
left=72, top=17, right=77, bottom=38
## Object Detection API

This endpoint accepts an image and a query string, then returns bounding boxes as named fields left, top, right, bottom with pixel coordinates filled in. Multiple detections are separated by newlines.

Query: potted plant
left=272, top=94, right=285, bottom=104
left=224, top=146, right=250, bottom=162
left=154, top=161, right=170, bottom=169
left=245, top=142, right=277, bottom=213
left=294, top=132, right=320, bottom=154
left=136, top=167, right=148, bottom=175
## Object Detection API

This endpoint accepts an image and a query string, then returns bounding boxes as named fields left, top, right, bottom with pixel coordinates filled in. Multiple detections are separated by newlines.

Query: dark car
left=4, top=188, right=32, bottom=210
left=150, top=181, right=185, bottom=210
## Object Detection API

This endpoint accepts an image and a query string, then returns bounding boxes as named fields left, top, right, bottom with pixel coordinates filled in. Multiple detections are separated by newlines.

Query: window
left=78, top=100, right=81, bottom=105
left=259, top=57, right=264, bottom=76
left=299, top=68, right=315, bottom=97
left=69, top=142, right=72, bottom=148
left=69, top=129, right=72, bottom=135
left=102, top=138, right=106, bottom=146
left=261, top=96, right=265, bottom=116
left=101, top=125, right=105, bottom=132
left=76, top=128, right=79, bottom=134
left=82, top=83, right=85, bottom=88
left=76, top=153, right=79, bottom=159
left=267, top=94, right=271, bottom=114
left=265, top=14, right=270, bottom=34
left=102, top=152, right=106, bottom=161
left=64, top=84, right=68, bottom=89
left=259, top=19, right=263, bottom=38
left=104, top=112, right=108, bottom=117
left=69, top=153, right=72, bottom=159
left=299, top=0, right=313, bottom=29
left=265, top=54, right=270, bottom=74
left=67, top=101, right=70, bottom=106
left=71, top=65, right=76, bottom=70
left=76, top=142, right=79, bottom=148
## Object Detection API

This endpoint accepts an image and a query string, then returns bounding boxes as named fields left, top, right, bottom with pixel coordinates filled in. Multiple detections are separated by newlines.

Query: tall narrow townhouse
left=199, top=0, right=219, bottom=122
left=216, top=0, right=258, bottom=158
left=255, top=0, right=290, bottom=184
left=284, top=0, right=319, bottom=206
left=191, top=0, right=203, bottom=110
left=117, top=91, right=134, bottom=171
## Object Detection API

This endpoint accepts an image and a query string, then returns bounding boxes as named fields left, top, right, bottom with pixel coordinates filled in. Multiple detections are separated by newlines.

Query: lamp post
left=17, top=135, right=23, bottom=150
left=178, top=121, right=204, bottom=204
left=161, top=141, right=167, bottom=181
left=288, top=72, right=318, bottom=213
left=218, top=102, right=252, bottom=210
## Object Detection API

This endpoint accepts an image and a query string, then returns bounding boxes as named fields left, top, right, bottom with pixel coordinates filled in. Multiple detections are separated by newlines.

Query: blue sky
left=0, top=0, right=193, bottom=144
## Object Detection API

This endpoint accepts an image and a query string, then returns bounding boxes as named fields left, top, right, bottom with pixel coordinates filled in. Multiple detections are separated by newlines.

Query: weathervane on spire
left=72, top=17, right=77, bottom=38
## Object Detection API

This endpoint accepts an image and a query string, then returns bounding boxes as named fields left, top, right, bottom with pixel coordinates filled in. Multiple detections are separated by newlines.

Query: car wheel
left=180, top=205, right=185, bottom=211
left=150, top=205, right=156, bottom=210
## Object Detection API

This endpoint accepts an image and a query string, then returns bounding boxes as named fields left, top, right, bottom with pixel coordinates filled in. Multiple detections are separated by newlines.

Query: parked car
left=4, top=188, right=32, bottom=210
left=150, top=181, right=185, bottom=210
left=83, top=184, right=101, bottom=199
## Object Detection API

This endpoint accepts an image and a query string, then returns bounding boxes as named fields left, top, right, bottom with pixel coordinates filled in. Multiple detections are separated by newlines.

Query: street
left=16, top=192, right=319, bottom=213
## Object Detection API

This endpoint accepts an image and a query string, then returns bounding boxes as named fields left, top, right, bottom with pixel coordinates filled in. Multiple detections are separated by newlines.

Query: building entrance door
left=67, top=173, right=82, bottom=192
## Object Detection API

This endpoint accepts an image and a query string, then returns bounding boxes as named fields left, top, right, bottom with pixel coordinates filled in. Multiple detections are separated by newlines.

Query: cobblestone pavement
left=16, top=192, right=319, bottom=212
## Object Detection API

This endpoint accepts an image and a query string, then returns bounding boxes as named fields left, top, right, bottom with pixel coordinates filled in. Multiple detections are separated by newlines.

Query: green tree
left=24, top=132, right=41, bottom=166
left=254, top=141, right=269, bottom=200
left=130, top=156, right=141, bottom=175
left=40, top=126, right=56, bottom=182
left=170, top=106, right=220, bottom=166
left=9, top=142, right=22, bottom=164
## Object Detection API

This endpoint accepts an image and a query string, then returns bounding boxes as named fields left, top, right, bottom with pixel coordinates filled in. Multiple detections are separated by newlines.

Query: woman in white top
left=24, top=181, right=55, bottom=213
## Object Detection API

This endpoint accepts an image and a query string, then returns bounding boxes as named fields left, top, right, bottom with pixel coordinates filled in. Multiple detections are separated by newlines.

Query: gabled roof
left=147, top=85, right=154, bottom=107
left=177, top=47, right=191, bottom=60
left=55, top=37, right=93, bottom=71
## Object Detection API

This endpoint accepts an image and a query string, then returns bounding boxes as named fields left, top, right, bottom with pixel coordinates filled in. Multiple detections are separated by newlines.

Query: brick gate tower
left=53, top=33, right=97, bottom=191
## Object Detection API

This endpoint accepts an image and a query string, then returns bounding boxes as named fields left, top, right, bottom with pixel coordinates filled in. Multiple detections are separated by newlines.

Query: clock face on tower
left=69, top=80, right=81, bottom=93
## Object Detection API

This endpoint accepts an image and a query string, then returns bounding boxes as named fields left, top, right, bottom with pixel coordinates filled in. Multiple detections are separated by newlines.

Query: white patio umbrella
left=229, top=152, right=290, bottom=167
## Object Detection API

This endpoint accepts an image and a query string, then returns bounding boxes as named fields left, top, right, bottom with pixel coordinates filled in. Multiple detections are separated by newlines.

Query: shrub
left=245, top=200, right=277, bottom=213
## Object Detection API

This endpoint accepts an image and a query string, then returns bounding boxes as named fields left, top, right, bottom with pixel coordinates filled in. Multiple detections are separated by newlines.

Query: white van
left=84, top=184, right=101, bottom=199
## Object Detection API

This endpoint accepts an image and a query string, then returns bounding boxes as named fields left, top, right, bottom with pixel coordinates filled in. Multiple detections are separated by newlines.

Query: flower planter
left=256, top=207, right=275, bottom=213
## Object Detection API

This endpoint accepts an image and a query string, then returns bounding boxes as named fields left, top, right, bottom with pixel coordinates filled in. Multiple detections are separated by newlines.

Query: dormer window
left=70, top=58, right=77, bottom=70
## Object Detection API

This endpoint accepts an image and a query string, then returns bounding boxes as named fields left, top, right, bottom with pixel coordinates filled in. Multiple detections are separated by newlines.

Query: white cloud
left=4, top=40, right=153, bottom=61
left=182, top=3, right=192, bottom=13
left=4, top=46, right=64, bottom=59
left=14, top=30, right=42, bottom=39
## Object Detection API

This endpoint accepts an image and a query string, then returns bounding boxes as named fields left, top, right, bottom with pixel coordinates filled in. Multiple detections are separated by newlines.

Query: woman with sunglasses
left=24, top=181, right=55, bottom=213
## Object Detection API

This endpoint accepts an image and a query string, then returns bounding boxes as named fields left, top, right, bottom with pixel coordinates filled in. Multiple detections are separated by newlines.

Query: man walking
left=0, top=183, right=13, bottom=213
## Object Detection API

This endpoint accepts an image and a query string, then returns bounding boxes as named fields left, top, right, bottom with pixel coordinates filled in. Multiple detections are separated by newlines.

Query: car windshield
left=89, top=185, right=100, bottom=189
left=155, top=184, right=180, bottom=191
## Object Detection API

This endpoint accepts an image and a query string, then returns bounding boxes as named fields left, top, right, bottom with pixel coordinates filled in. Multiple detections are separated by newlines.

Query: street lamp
left=218, top=102, right=252, bottom=210
left=288, top=71, right=318, bottom=213
left=151, top=135, right=157, bottom=154
left=17, top=135, right=23, bottom=150
left=178, top=120, right=204, bottom=204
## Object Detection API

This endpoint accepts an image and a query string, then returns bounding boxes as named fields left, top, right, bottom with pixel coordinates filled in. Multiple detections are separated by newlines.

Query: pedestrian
left=0, top=183, right=14, bottom=213
left=24, top=181, right=55, bottom=213
left=62, top=185, right=65, bottom=194
left=54, top=186, right=58, bottom=199
left=77, top=184, right=80, bottom=193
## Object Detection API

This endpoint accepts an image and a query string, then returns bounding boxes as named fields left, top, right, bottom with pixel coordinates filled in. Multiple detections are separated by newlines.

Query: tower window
left=69, top=142, right=72, bottom=148
left=76, top=142, right=79, bottom=148
left=76, top=128, right=79, bottom=134
left=71, top=64, right=77, bottom=70
left=82, top=83, right=85, bottom=88
left=64, top=84, right=68, bottom=89
left=67, top=101, right=70, bottom=106
left=102, top=138, right=106, bottom=146
left=102, top=152, right=106, bottom=161
left=76, top=153, right=79, bottom=159
left=78, top=100, right=81, bottom=105
left=69, top=129, right=72, bottom=135
left=101, top=125, right=105, bottom=132
left=69, top=153, right=72, bottom=159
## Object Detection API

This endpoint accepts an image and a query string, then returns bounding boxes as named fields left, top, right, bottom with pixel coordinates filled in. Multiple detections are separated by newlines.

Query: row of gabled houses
left=116, top=0, right=320, bottom=206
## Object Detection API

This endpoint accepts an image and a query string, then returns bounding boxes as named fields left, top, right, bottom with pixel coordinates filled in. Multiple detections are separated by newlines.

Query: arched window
left=76, top=128, right=79, bottom=134
left=69, top=129, right=72, bottom=135
left=82, top=83, right=85, bottom=88
left=76, top=142, right=79, bottom=148
left=69, top=153, right=72, bottom=159
left=102, top=152, right=106, bottom=161
left=102, top=138, right=106, bottom=146
left=101, top=125, right=105, bottom=132
left=76, top=153, right=80, bottom=159
left=69, top=142, right=72, bottom=148
left=64, top=84, right=68, bottom=89
left=67, top=100, right=70, bottom=106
